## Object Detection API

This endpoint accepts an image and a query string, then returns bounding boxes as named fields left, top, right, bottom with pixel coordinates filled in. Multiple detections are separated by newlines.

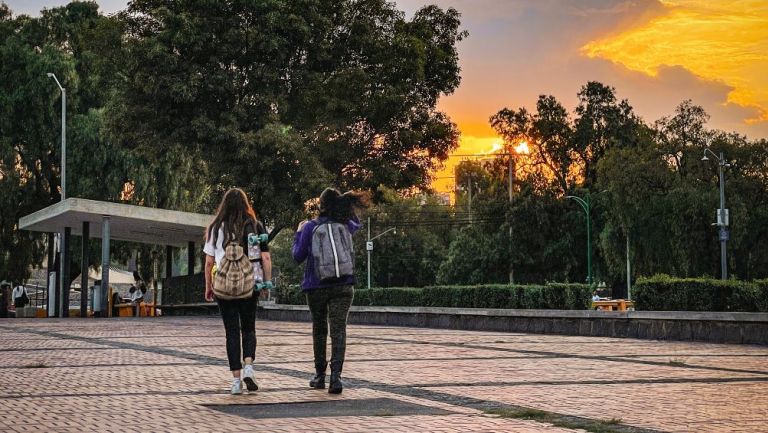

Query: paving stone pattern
left=0, top=317, right=766, bottom=432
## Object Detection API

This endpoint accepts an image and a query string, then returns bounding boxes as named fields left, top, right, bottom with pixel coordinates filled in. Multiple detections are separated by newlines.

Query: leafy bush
left=634, top=275, right=767, bottom=312
left=277, top=284, right=306, bottom=305
left=756, top=280, right=768, bottom=312
left=351, top=283, right=592, bottom=310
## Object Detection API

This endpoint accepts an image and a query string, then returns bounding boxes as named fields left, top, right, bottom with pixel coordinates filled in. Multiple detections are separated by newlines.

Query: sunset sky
left=7, top=0, right=768, bottom=192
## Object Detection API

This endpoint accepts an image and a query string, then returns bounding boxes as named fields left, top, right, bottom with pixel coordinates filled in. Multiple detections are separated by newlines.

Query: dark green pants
left=306, top=285, right=354, bottom=374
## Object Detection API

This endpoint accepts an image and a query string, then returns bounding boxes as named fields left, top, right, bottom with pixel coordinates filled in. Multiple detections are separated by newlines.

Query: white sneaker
left=231, top=379, right=243, bottom=395
left=243, top=365, right=258, bottom=392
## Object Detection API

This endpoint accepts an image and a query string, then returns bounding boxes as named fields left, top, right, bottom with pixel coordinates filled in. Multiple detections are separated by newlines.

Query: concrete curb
left=257, top=304, right=768, bottom=345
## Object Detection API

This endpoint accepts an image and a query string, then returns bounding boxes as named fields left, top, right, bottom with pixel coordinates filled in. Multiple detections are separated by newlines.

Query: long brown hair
left=318, top=188, right=371, bottom=224
left=206, top=188, right=257, bottom=244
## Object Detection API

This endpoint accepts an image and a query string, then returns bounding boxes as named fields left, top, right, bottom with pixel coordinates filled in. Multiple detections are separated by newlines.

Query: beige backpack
left=213, top=235, right=255, bottom=300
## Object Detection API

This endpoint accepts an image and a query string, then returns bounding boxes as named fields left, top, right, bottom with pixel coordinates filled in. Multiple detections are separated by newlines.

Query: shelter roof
left=19, top=198, right=211, bottom=247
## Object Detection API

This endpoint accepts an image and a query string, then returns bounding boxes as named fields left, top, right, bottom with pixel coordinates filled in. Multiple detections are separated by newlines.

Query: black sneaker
left=309, top=373, right=326, bottom=389
left=328, top=372, right=343, bottom=394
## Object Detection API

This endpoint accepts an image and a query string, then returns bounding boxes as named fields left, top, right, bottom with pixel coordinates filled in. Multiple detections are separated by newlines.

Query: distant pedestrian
left=292, top=188, right=370, bottom=394
left=204, top=188, right=272, bottom=395
left=12, top=282, right=28, bottom=309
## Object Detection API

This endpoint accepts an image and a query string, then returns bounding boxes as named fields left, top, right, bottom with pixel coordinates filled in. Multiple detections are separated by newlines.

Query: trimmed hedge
left=634, top=275, right=768, bottom=312
left=278, top=283, right=592, bottom=310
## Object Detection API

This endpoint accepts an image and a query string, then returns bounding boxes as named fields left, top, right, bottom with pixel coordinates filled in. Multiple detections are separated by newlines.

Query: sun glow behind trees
left=431, top=136, right=530, bottom=194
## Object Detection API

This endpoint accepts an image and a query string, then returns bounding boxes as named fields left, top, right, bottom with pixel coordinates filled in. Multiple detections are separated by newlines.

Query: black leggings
left=306, top=285, right=354, bottom=373
left=217, top=295, right=257, bottom=371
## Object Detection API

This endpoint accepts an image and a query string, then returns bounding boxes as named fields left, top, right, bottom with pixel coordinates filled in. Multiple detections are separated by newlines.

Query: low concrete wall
left=257, top=304, right=768, bottom=345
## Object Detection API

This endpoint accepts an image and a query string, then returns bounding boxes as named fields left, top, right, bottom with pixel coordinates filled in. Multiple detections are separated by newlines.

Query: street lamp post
left=47, top=73, right=67, bottom=318
left=366, top=217, right=396, bottom=290
left=47, top=73, right=66, bottom=201
left=701, top=148, right=729, bottom=280
left=566, top=195, right=592, bottom=285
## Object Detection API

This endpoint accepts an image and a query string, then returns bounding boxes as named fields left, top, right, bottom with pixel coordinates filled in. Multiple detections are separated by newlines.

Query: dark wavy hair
left=206, top=188, right=257, bottom=244
left=318, top=188, right=371, bottom=224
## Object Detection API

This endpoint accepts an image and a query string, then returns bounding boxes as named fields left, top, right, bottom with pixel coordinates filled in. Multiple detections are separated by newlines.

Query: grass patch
left=667, top=358, right=687, bottom=367
left=21, top=362, right=49, bottom=369
left=485, top=407, right=630, bottom=433
left=373, top=409, right=398, bottom=417
left=599, top=418, right=624, bottom=425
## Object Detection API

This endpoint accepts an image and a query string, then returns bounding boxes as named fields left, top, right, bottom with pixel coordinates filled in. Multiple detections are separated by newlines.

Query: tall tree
left=109, top=0, right=466, bottom=234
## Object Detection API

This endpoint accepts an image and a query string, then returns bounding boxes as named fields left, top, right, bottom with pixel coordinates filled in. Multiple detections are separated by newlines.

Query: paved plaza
left=0, top=317, right=766, bottom=432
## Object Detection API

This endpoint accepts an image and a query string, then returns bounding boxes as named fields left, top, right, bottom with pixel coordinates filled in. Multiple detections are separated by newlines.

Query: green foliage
left=109, top=0, right=466, bottom=230
left=359, top=189, right=453, bottom=288
left=351, top=283, right=591, bottom=309
left=0, top=1, right=466, bottom=285
left=633, top=275, right=767, bottom=312
left=276, top=284, right=306, bottom=305
left=278, top=283, right=591, bottom=309
left=755, top=280, right=768, bottom=312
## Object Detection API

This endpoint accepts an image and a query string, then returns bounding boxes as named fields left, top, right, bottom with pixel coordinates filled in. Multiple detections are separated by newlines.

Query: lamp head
left=701, top=155, right=709, bottom=162
left=47, top=73, right=54, bottom=78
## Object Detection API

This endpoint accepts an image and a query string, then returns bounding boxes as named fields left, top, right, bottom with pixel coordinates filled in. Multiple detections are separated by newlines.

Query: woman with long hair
left=204, top=188, right=272, bottom=394
left=292, top=187, right=370, bottom=394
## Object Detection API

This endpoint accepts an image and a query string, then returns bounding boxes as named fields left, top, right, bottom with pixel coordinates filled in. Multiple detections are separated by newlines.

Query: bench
left=592, top=299, right=634, bottom=311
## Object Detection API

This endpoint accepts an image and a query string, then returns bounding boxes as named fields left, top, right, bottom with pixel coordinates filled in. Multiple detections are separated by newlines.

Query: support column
left=52, top=235, right=60, bottom=317
left=165, top=245, right=173, bottom=279
left=100, top=217, right=110, bottom=317
left=60, top=227, right=71, bottom=318
left=46, top=233, right=55, bottom=317
left=187, top=242, right=195, bottom=276
left=152, top=251, right=159, bottom=307
left=80, top=222, right=89, bottom=317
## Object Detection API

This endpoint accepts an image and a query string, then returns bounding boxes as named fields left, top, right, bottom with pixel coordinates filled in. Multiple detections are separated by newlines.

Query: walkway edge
left=258, top=304, right=768, bottom=345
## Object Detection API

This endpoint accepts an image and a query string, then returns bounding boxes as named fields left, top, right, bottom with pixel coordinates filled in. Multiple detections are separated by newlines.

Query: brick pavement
left=0, top=317, right=766, bottom=432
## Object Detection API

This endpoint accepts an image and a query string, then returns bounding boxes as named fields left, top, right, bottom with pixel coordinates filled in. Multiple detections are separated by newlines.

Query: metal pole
left=719, top=152, right=727, bottom=280
left=48, top=74, right=66, bottom=200
left=468, top=177, right=473, bottom=224
left=46, top=233, right=54, bottom=317
left=367, top=217, right=371, bottom=290
left=60, top=227, right=71, bottom=317
left=626, top=233, right=631, bottom=300
left=152, top=251, right=159, bottom=307
left=508, top=156, right=514, bottom=284
left=508, top=157, right=513, bottom=203
left=61, top=88, right=66, bottom=200
left=586, top=199, right=592, bottom=285
left=80, top=222, right=89, bottom=317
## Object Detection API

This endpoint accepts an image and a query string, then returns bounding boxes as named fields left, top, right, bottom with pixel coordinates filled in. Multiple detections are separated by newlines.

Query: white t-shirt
left=203, top=227, right=228, bottom=268
left=12, top=285, right=27, bottom=300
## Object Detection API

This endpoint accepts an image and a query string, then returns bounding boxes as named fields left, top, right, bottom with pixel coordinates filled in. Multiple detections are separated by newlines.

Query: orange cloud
left=581, top=0, right=768, bottom=123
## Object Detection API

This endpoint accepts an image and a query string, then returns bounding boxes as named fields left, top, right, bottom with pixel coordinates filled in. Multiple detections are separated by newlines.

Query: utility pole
left=626, top=234, right=631, bottom=300
left=702, top=148, right=729, bottom=280
left=718, top=151, right=728, bottom=280
left=468, top=177, right=473, bottom=224
left=367, top=217, right=371, bottom=290
left=508, top=156, right=514, bottom=284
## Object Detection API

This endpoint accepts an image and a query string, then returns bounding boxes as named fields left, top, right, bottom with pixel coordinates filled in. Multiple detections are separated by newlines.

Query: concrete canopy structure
left=19, top=198, right=213, bottom=318
left=20, top=198, right=210, bottom=247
